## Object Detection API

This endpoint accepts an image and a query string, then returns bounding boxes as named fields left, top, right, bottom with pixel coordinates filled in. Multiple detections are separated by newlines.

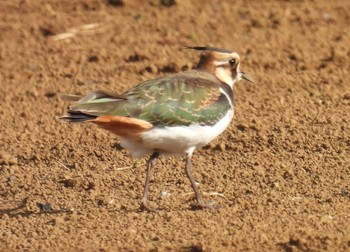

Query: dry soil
left=0, top=0, right=350, bottom=251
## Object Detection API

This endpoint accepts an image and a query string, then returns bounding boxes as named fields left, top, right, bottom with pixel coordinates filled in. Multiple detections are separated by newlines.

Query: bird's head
left=187, top=46, right=254, bottom=88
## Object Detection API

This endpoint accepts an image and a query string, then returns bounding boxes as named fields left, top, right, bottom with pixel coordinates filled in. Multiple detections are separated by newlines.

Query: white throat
left=215, top=67, right=236, bottom=88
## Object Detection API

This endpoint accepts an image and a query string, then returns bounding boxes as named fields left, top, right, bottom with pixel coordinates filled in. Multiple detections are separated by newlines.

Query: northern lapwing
left=60, top=46, right=254, bottom=211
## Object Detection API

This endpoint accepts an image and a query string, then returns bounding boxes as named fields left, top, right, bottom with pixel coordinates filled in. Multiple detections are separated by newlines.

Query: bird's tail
left=59, top=111, right=98, bottom=122
left=59, top=90, right=125, bottom=123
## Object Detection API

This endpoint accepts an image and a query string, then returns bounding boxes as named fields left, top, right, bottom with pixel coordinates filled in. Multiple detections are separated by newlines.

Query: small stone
left=37, top=203, right=54, bottom=212
left=160, top=191, right=171, bottom=197
left=218, top=143, right=226, bottom=152
left=272, top=182, right=280, bottom=188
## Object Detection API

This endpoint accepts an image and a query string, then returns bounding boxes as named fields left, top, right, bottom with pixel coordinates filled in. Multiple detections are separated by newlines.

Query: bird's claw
left=140, top=200, right=159, bottom=212
left=193, top=201, right=222, bottom=210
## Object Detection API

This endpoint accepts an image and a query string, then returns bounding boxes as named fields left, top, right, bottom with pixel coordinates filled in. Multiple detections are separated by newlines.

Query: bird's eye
left=229, top=58, right=236, bottom=66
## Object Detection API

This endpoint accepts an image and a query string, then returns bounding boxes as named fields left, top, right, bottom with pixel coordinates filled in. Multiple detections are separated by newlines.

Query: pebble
left=218, top=143, right=226, bottom=152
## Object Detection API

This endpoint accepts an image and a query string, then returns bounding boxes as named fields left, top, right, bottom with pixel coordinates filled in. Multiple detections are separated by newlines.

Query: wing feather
left=61, top=71, right=233, bottom=126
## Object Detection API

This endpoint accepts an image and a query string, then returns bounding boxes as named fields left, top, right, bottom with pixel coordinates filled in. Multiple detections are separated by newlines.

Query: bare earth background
left=0, top=0, right=349, bottom=251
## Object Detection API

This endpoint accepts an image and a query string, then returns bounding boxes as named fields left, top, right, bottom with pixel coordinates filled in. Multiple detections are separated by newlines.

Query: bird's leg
left=140, top=152, right=160, bottom=212
left=185, top=154, right=217, bottom=209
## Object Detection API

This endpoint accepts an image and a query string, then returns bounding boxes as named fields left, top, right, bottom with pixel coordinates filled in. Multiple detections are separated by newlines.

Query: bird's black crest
left=185, top=46, right=232, bottom=54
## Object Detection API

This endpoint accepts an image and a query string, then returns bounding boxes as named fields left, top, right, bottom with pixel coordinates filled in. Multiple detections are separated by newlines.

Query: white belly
left=119, top=110, right=234, bottom=157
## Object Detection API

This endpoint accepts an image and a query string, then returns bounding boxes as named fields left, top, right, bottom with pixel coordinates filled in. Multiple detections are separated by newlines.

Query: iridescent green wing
left=115, top=73, right=233, bottom=126
left=68, top=72, right=233, bottom=126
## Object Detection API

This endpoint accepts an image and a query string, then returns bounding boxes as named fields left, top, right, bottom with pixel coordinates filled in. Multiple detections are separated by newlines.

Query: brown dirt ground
left=0, top=0, right=350, bottom=251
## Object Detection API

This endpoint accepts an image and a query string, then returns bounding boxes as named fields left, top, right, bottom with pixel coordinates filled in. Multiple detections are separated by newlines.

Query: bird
left=60, top=46, right=254, bottom=211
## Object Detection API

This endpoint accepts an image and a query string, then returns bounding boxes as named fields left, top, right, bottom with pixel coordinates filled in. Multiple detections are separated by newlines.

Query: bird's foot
left=192, top=201, right=222, bottom=210
left=140, top=199, right=159, bottom=212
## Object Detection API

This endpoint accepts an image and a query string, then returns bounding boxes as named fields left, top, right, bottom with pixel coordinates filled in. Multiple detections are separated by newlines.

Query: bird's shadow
left=0, top=198, right=72, bottom=218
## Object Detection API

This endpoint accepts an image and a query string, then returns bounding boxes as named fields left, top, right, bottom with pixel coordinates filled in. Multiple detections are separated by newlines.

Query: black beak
left=241, top=71, right=254, bottom=83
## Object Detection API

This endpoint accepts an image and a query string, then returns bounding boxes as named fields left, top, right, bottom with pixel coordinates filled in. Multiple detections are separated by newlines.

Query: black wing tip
left=184, top=46, right=232, bottom=53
